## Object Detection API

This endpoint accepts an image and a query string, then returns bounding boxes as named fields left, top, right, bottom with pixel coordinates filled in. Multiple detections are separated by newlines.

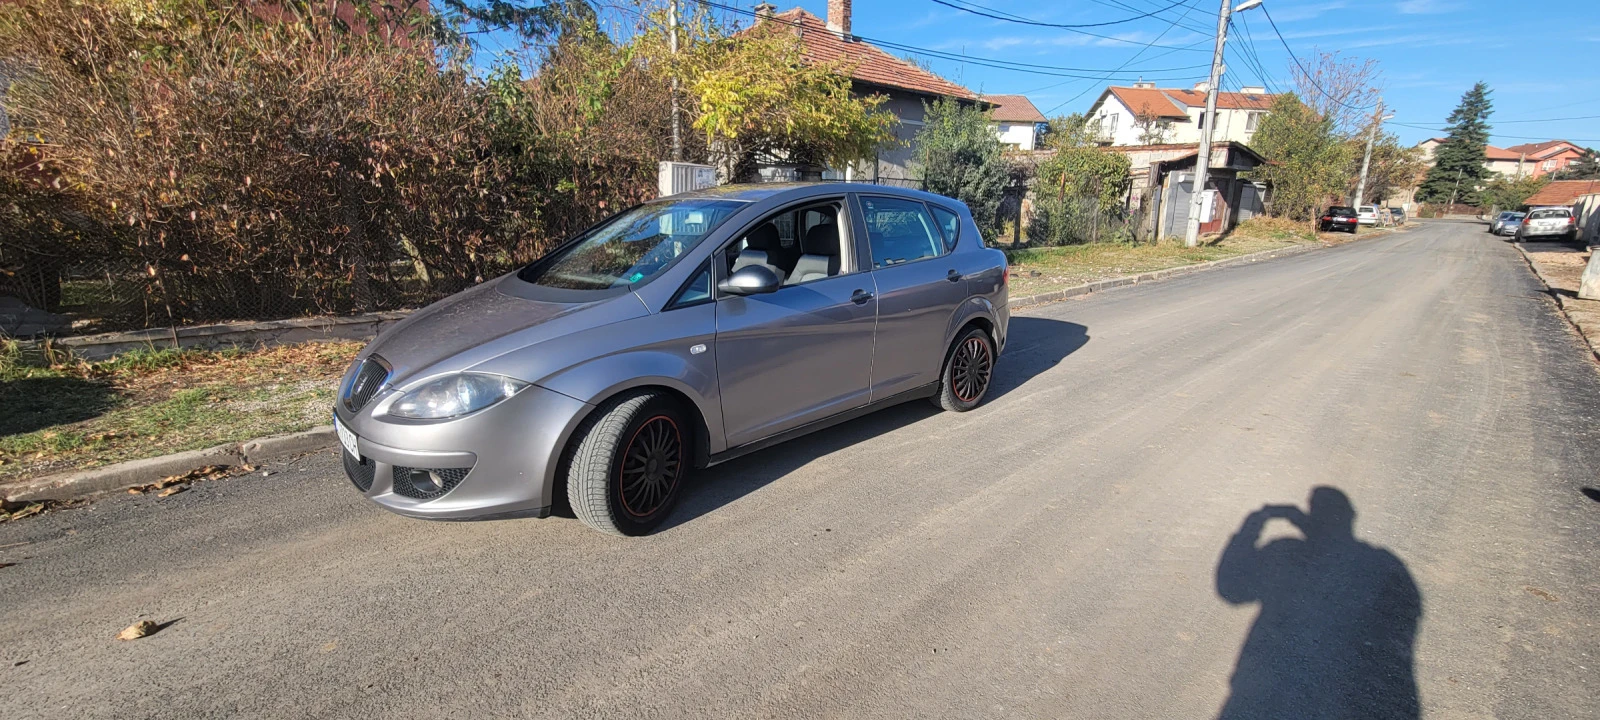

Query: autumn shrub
left=0, top=0, right=515, bottom=326
left=1027, top=147, right=1133, bottom=246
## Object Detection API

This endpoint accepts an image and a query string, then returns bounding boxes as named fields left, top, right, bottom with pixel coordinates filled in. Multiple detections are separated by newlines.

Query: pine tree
left=1416, top=82, right=1493, bottom=205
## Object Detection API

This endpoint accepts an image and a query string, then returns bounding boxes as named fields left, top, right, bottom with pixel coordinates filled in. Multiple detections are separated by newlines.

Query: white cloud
left=1265, top=2, right=1348, bottom=22
left=1397, top=0, right=1460, bottom=15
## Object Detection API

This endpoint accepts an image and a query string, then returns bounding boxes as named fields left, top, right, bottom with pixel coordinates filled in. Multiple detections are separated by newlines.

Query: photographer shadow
left=1215, top=487, right=1421, bottom=720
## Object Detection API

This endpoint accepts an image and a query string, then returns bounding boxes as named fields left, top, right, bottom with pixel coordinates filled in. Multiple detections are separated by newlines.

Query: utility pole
left=1446, top=167, right=1465, bottom=209
left=1183, top=0, right=1260, bottom=247
left=1353, top=102, right=1392, bottom=208
left=669, top=0, right=683, bottom=162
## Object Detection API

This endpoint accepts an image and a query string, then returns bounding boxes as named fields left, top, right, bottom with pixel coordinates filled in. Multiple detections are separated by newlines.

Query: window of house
left=1104, top=114, right=1118, bottom=136
left=1543, top=159, right=1556, bottom=171
left=1197, top=112, right=1205, bottom=130
left=1246, top=112, right=1263, bottom=132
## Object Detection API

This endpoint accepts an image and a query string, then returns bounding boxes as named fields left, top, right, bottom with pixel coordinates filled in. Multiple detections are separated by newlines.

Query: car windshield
left=1529, top=209, right=1569, bottom=220
left=517, top=199, right=744, bottom=290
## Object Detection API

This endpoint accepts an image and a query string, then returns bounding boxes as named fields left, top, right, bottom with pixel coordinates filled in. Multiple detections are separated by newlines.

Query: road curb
left=3, top=426, right=337, bottom=503
left=1009, top=242, right=1323, bottom=311
left=1510, top=242, right=1600, bottom=364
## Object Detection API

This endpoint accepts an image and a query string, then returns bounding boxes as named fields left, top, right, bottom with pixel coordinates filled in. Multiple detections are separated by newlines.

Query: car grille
left=342, top=448, right=376, bottom=492
left=342, top=356, right=390, bottom=412
left=391, top=466, right=472, bottom=500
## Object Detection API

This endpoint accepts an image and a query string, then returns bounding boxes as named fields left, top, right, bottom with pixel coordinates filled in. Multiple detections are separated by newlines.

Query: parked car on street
left=1387, top=207, right=1407, bottom=225
left=1319, top=206, right=1360, bottom=233
left=1515, top=207, right=1578, bottom=243
left=1499, top=214, right=1525, bottom=238
left=1357, top=205, right=1381, bottom=225
left=331, top=183, right=1009, bottom=535
left=1491, top=211, right=1525, bottom=235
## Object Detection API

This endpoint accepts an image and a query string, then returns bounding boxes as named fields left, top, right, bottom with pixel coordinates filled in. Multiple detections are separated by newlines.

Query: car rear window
left=1327, top=207, right=1356, bottom=216
left=1528, top=209, right=1570, bottom=220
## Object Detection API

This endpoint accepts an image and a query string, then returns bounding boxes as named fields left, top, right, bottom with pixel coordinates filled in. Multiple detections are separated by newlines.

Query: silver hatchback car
left=333, top=184, right=1009, bottom=535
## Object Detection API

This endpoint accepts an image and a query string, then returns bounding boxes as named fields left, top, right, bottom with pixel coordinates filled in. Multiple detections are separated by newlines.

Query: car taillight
left=1321, top=216, right=1331, bottom=221
left=1002, top=265, right=1010, bottom=287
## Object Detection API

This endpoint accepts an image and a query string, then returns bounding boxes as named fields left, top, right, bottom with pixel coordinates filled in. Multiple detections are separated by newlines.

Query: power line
left=698, top=0, right=1213, bottom=77
left=930, top=0, right=1191, bottom=30
left=1388, top=121, right=1600, bottom=144
left=1044, top=0, right=1208, bottom=115
left=1259, top=3, right=1377, bottom=113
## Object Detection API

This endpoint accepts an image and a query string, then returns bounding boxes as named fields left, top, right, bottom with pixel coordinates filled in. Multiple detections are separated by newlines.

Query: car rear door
left=853, top=193, right=972, bottom=400
left=714, top=197, right=877, bottom=448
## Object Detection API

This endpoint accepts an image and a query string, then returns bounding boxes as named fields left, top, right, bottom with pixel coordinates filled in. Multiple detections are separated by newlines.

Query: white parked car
left=1357, top=205, right=1381, bottom=226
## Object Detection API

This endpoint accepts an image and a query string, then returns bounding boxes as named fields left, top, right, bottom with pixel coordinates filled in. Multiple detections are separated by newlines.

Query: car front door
left=854, top=194, right=973, bottom=400
left=714, top=199, right=877, bottom=448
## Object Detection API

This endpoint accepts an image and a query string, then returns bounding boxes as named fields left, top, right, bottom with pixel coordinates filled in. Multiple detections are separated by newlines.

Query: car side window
left=929, top=205, right=960, bottom=252
left=667, top=261, right=713, bottom=309
left=860, top=196, right=945, bottom=268
left=723, top=201, right=848, bottom=287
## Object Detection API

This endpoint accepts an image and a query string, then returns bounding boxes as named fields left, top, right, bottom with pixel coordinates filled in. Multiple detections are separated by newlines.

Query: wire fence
left=0, top=244, right=492, bottom=338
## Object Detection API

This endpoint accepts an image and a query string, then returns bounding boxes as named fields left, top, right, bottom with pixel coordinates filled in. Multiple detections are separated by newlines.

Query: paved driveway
left=3, top=220, right=1597, bottom=719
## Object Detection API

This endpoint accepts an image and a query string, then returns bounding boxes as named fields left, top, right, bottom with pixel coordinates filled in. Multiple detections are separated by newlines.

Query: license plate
left=334, top=415, right=360, bottom=459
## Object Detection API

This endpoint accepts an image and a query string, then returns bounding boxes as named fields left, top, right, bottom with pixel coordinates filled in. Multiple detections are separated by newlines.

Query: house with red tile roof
left=981, top=94, right=1047, bottom=151
left=1084, top=82, right=1280, bottom=147
left=1524, top=179, right=1600, bottom=208
left=749, top=2, right=981, bottom=183
left=1504, top=140, right=1587, bottom=178
left=1416, top=138, right=1589, bottom=180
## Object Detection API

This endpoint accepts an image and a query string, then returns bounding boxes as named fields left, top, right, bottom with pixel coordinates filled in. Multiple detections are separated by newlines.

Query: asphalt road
left=4, top=221, right=1598, bottom=719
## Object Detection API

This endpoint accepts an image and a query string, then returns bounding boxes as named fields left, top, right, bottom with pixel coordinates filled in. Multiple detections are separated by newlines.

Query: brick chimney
left=754, top=2, right=775, bottom=22
left=827, top=0, right=852, bottom=40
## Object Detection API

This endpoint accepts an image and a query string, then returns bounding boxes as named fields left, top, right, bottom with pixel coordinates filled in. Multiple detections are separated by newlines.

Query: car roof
left=658, top=182, right=959, bottom=207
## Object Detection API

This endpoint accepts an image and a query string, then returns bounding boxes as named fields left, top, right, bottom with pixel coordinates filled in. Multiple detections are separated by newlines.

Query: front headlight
left=389, top=373, right=530, bottom=420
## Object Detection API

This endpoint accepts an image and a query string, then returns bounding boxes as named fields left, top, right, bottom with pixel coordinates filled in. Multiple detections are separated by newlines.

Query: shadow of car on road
left=647, top=316, right=1089, bottom=532
left=1216, top=486, right=1421, bottom=720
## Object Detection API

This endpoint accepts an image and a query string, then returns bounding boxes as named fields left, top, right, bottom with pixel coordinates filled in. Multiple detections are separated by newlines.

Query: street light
left=1183, top=0, right=1265, bottom=247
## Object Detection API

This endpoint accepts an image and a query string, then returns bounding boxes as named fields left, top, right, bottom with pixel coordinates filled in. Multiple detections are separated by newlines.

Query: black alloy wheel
left=935, top=327, right=996, bottom=412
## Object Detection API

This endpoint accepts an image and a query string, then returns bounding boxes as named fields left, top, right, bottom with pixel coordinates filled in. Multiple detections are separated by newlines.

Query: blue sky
left=725, top=0, right=1600, bottom=149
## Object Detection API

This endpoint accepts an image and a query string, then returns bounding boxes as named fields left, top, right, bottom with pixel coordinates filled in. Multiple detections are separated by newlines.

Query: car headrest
left=746, top=223, right=780, bottom=252
left=803, top=223, right=839, bottom=256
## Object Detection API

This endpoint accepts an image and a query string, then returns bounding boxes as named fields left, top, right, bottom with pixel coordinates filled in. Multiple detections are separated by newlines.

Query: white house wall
left=995, top=121, right=1037, bottom=150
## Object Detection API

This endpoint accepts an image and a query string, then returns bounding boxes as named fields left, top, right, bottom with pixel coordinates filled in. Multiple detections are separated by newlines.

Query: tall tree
left=1416, top=82, right=1493, bottom=205
left=1247, top=93, right=1353, bottom=221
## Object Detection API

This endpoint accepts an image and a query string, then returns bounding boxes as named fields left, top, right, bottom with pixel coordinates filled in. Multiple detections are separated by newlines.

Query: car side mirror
left=717, top=265, right=781, bottom=296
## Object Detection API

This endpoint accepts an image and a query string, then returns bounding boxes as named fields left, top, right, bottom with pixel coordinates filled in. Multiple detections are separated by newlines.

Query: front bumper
left=335, top=383, right=593, bottom=520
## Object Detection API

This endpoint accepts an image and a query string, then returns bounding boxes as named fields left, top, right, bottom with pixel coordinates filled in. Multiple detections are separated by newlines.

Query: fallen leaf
left=116, top=620, right=160, bottom=641
left=157, top=486, right=187, bottom=498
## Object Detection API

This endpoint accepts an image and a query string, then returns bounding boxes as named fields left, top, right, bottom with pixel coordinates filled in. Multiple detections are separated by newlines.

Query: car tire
left=567, top=391, right=690, bottom=536
left=934, top=327, right=997, bottom=412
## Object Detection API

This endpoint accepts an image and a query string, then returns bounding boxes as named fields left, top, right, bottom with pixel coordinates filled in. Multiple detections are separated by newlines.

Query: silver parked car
left=1490, top=210, right=1524, bottom=235
left=1515, top=207, right=1577, bottom=243
left=332, top=184, right=1009, bottom=535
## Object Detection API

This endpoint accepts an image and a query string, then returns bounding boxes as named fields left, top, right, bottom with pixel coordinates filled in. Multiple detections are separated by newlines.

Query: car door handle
left=946, top=269, right=964, bottom=282
left=851, top=289, right=874, bottom=305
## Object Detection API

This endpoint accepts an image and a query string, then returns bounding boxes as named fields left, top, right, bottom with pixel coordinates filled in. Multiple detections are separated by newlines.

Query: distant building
left=1416, top=138, right=1588, bottom=180
left=1084, top=82, right=1279, bottom=147
left=750, top=2, right=981, bottom=184
left=981, top=94, right=1046, bottom=151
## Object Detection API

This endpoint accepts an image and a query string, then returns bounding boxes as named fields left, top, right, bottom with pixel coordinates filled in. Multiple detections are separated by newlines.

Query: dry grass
left=0, top=342, right=360, bottom=482
left=1007, top=231, right=1316, bottom=299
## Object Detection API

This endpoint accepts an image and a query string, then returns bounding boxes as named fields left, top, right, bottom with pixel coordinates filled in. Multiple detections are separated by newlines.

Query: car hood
left=361, top=276, right=648, bottom=388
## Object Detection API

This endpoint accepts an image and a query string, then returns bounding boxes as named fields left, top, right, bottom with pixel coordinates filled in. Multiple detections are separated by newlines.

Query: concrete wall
left=871, top=91, right=929, bottom=182
left=1576, top=193, right=1600, bottom=245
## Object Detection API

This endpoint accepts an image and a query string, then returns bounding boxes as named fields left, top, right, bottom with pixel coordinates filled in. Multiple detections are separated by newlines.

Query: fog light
left=402, top=468, right=446, bottom=493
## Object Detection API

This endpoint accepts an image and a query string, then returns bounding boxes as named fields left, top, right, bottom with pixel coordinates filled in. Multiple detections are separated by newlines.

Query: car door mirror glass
left=718, top=265, right=782, bottom=295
